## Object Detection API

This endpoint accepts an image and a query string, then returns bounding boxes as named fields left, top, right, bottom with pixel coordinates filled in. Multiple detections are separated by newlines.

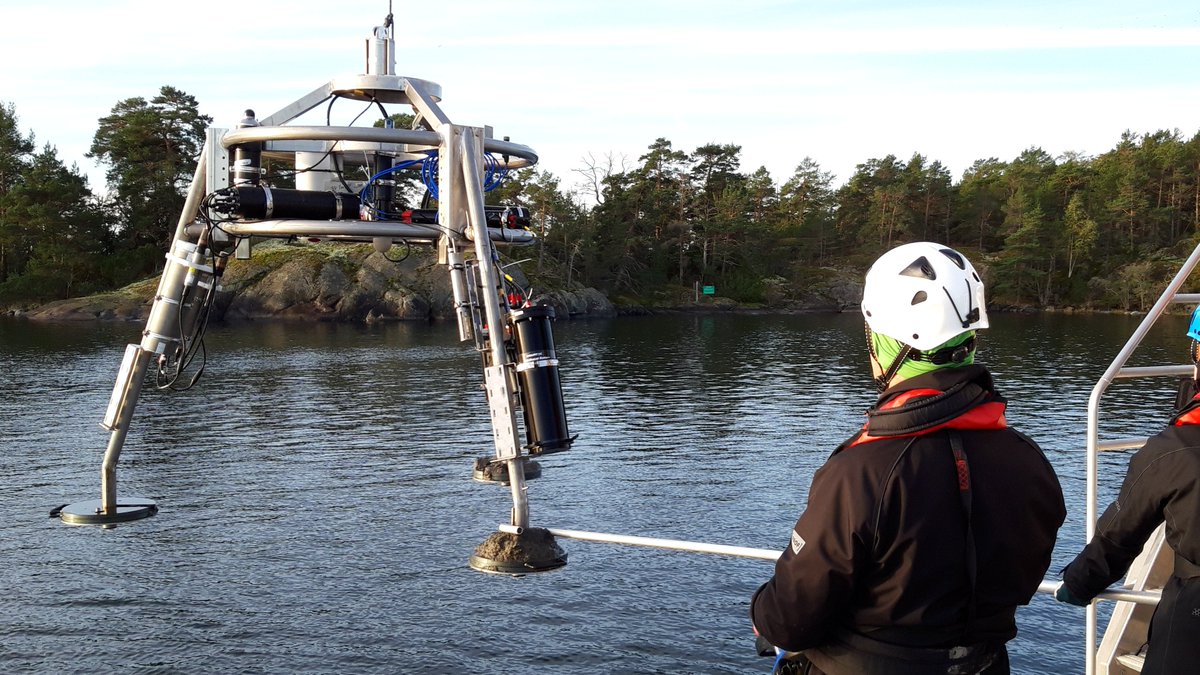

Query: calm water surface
left=0, top=312, right=1187, bottom=674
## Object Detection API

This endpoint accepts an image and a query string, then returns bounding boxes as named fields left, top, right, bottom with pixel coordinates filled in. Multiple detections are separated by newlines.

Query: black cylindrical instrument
left=231, top=110, right=262, bottom=186
left=510, top=305, right=573, bottom=454
left=223, top=186, right=360, bottom=220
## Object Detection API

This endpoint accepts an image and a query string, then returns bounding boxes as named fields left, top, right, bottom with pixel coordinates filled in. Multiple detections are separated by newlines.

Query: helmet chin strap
left=1191, top=341, right=1200, bottom=382
left=875, top=345, right=913, bottom=393
left=1176, top=341, right=1200, bottom=411
left=942, top=280, right=979, bottom=328
left=865, top=324, right=912, bottom=394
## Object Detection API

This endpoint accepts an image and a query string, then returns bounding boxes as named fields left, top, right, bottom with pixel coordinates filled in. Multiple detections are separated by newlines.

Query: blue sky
left=3, top=0, right=1199, bottom=199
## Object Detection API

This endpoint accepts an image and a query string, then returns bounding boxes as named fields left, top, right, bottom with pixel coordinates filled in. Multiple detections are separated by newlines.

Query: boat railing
left=497, top=524, right=1164, bottom=606
left=1080, top=246, right=1200, bottom=674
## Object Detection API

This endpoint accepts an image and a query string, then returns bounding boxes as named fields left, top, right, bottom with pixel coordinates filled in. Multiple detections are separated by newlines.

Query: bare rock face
left=791, top=272, right=863, bottom=310
left=21, top=241, right=612, bottom=323
left=216, top=242, right=444, bottom=322
left=535, top=287, right=617, bottom=318
left=22, top=279, right=157, bottom=321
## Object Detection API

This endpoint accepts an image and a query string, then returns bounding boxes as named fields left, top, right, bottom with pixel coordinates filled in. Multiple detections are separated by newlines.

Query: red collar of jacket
left=850, top=368, right=1008, bottom=447
left=1173, top=393, right=1200, bottom=426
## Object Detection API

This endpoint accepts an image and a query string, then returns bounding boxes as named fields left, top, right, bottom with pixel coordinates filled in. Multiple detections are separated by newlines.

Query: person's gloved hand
left=1053, top=581, right=1089, bottom=607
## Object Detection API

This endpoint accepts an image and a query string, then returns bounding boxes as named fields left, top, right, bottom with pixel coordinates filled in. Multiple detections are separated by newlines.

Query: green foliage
left=88, top=86, right=211, bottom=256
left=11, top=87, right=1200, bottom=313
left=6, top=146, right=110, bottom=298
left=719, top=272, right=767, bottom=304
left=97, top=245, right=162, bottom=289
left=0, top=102, right=112, bottom=302
left=0, top=101, right=37, bottom=285
left=558, top=130, right=1200, bottom=309
left=1087, top=255, right=1182, bottom=311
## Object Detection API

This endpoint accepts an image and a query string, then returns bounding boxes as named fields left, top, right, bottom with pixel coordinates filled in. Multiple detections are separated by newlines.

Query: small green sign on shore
left=702, top=285, right=715, bottom=296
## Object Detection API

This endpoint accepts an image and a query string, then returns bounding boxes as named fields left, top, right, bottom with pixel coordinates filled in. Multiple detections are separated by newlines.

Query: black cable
left=380, top=239, right=412, bottom=263
left=157, top=263, right=215, bottom=391
left=164, top=271, right=218, bottom=391
left=325, top=96, right=384, bottom=194
left=154, top=208, right=232, bottom=391
left=501, top=269, right=526, bottom=298
left=263, top=146, right=342, bottom=183
left=372, top=97, right=389, bottom=125
left=324, top=96, right=356, bottom=193
left=241, top=96, right=346, bottom=185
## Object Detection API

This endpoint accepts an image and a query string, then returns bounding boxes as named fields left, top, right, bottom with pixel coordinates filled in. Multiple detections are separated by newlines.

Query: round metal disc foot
left=472, top=457, right=541, bottom=484
left=52, top=498, right=157, bottom=526
left=468, top=527, right=567, bottom=575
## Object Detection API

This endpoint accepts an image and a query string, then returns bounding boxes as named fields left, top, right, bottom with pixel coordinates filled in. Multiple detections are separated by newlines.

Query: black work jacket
left=750, top=365, right=1066, bottom=653
left=1063, top=400, right=1200, bottom=599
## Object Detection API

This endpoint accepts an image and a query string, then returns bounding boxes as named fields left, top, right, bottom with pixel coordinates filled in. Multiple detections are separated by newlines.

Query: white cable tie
left=164, top=253, right=214, bottom=274
left=143, top=331, right=179, bottom=345
left=515, top=358, right=558, bottom=372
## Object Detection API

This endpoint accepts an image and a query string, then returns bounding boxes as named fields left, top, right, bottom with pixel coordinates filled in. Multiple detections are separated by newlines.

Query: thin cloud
left=3, top=1, right=1198, bottom=195
left=410, top=26, right=1200, bottom=53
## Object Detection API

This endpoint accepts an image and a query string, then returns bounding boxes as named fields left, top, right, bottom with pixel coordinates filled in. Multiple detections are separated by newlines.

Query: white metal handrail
left=500, top=525, right=1163, bottom=606
left=1082, top=244, right=1200, bottom=675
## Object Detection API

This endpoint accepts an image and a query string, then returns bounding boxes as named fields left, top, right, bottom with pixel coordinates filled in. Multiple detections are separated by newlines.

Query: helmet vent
left=939, top=248, right=966, bottom=270
left=911, top=291, right=928, bottom=305
left=899, top=257, right=936, bottom=280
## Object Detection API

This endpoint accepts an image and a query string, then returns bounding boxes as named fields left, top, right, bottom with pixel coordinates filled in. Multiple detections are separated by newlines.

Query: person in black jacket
left=1054, top=307, right=1200, bottom=675
left=750, top=242, right=1066, bottom=674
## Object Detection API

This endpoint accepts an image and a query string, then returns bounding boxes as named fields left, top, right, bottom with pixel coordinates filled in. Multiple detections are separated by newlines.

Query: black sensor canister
left=368, top=153, right=394, bottom=218
left=231, top=110, right=262, bottom=186
left=226, top=186, right=360, bottom=220
left=510, top=305, right=573, bottom=454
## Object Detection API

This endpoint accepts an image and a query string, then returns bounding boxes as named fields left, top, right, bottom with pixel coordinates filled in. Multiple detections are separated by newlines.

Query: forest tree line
left=3, top=85, right=1200, bottom=311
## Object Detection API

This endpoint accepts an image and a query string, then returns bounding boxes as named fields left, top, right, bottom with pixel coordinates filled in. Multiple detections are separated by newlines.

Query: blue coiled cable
left=416, top=153, right=509, bottom=200
left=359, top=155, right=429, bottom=206
left=361, top=151, right=511, bottom=211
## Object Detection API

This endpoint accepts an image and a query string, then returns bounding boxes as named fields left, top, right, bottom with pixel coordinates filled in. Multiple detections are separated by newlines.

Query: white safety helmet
left=861, top=242, right=988, bottom=351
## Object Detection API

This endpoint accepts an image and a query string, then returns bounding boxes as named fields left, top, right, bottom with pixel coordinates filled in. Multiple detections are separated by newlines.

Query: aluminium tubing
left=462, top=133, right=509, bottom=383
left=171, top=146, right=208, bottom=243
left=99, top=146, right=210, bottom=512
left=220, top=126, right=538, bottom=168
left=498, top=524, right=781, bottom=561
left=211, top=219, right=533, bottom=244
left=1034, top=579, right=1162, bottom=606
left=463, top=225, right=536, bottom=245
left=462, top=130, right=529, bottom=530
left=100, top=348, right=154, bottom=511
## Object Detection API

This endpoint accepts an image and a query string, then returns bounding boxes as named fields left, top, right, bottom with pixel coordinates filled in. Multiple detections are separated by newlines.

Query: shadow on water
left=1, top=311, right=1184, bottom=673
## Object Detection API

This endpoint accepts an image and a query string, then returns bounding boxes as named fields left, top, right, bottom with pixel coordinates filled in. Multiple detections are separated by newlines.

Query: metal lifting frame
left=57, top=25, right=541, bottom=529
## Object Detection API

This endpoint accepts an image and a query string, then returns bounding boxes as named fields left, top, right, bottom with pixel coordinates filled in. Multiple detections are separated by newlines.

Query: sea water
left=0, top=311, right=1181, bottom=673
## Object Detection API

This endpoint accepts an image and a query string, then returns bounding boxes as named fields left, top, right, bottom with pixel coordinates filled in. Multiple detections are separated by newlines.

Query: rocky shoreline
left=9, top=241, right=870, bottom=324
left=10, top=241, right=619, bottom=323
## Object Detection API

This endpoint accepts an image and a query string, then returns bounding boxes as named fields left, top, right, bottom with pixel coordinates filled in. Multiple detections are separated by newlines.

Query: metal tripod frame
left=57, top=28, right=540, bottom=529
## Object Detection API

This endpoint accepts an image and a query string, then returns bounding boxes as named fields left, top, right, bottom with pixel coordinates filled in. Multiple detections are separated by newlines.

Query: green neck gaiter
left=872, top=330, right=976, bottom=382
